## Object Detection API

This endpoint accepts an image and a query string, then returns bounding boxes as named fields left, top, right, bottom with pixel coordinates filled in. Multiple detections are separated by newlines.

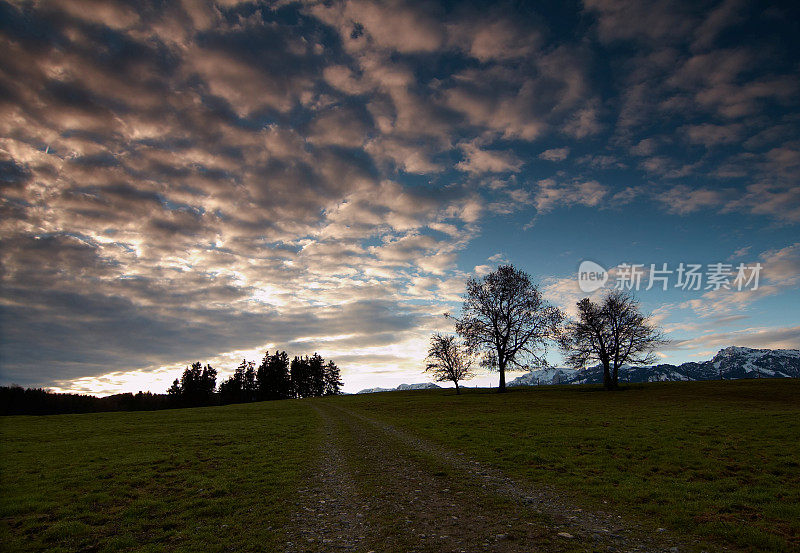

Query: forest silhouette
left=1, top=350, right=342, bottom=416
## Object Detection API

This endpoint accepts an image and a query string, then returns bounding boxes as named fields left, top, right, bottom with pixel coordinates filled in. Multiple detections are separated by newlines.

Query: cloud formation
left=1, top=0, right=798, bottom=392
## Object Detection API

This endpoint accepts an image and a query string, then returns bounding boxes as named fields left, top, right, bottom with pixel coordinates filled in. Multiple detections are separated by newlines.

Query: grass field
left=341, top=380, right=800, bottom=552
left=0, top=401, right=319, bottom=552
left=2, top=379, right=799, bottom=552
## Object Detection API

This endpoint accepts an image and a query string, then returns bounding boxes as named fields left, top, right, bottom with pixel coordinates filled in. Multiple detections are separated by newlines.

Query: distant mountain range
left=353, top=347, right=800, bottom=394
left=508, top=347, right=800, bottom=386
left=357, top=382, right=441, bottom=394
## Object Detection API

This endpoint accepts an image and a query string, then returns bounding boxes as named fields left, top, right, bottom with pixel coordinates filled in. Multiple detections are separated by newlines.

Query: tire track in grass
left=328, top=401, right=568, bottom=553
left=325, top=401, right=692, bottom=553
left=286, top=401, right=567, bottom=552
left=283, top=403, right=376, bottom=552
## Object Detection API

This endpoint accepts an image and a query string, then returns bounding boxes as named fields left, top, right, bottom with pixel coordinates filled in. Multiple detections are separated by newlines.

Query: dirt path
left=283, top=400, right=689, bottom=553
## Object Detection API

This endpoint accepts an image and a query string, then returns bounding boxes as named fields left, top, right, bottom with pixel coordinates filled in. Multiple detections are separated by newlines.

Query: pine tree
left=200, top=364, right=217, bottom=404
left=290, top=356, right=313, bottom=398
left=309, top=353, right=326, bottom=397
left=180, top=362, right=203, bottom=405
left=257, top=351, right=291, bottom=400
left=243, top=361, right=256, bottom=401
left=323, top=360, right=343, bottom=395
left=167, top=379, right=182, bottom=402
left=219, top=359, right=246, bottom=404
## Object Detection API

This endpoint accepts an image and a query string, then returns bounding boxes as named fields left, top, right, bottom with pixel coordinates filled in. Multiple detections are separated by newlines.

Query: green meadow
left=0, top=401, right=319, bottom=553
left=2, top=379, right=799, bottom=552
left=341, top=380, right=800, bottom=552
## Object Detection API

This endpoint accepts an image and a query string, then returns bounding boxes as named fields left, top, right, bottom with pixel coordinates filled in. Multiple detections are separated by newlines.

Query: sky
left=1, top=0, right=799, bottom=395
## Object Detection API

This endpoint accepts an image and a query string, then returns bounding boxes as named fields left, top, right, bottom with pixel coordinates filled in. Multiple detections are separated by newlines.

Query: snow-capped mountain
left=503, top=367, right=571, bottom=386
left=508, top=347, right=800, bottom=386
left=357, top=382, right=442, bottom=394
left=708, top=346, right=800, bottom=379
left=396, top=382, right=442, bottom=391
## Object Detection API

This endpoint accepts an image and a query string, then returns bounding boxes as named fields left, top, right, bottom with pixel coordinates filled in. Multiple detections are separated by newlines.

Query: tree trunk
left=498, top=360, right=506, bottom=392
left=602, top=361, right=616, bottom=390
left=455, top=381, right=460, bottom=394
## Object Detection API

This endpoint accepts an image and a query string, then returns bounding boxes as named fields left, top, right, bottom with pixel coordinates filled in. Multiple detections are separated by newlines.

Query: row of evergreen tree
left=0, top=386, right=173, bottom=416
left=167, top=351, right=342, bottom=406
left=2, top=351, right=344, bottom=415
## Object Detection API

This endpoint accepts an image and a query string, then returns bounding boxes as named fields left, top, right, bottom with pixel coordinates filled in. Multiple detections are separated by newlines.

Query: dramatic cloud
left=1, top=0, right=798, bottom=393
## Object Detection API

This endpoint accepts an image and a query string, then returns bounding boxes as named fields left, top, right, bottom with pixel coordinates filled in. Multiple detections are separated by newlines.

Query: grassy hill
left=2, top=380, right=798, bottom=552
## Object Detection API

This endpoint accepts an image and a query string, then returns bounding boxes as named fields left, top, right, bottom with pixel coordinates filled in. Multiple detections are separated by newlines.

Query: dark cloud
left=0, top=157, right=31, bottom=188
left=1, top=0, right=798, bottom=391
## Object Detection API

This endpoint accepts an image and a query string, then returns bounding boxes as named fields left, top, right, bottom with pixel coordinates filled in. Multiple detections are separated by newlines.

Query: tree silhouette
left=166, top=351, right=342, bottom=405
left=167, top=379, right=182, bottom=399
left=177, top=362, right=217, bottom=405
left=257, top=351, right=291, bottom=400
left=291, top=356, right=312, bottom=398
left=243, top=360, right=257, bottom=401
left=309, top=353, right=326, bottom=397
left=451, top=264, right=563, bottom=392
left=0, top=386, right=174, bottom=415
left=425, top=333, right=474, bottom=394
left=559, top=290, right=666, bottom=390
left=323, top=360, right=343, bottom=395
left=4, top=347, right=345, bottom=414
left=219, top=359, right=247, bottom=403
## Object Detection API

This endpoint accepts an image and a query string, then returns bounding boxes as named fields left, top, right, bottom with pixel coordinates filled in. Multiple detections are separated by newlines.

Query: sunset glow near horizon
left=1, top=0, right=799, bottom=396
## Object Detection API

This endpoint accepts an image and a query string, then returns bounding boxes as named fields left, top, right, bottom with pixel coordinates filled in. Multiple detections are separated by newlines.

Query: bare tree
left=425, top=334, right=474, bottom=394
left=450, top=264, right=563, bottom=392
left=559, top=290, right=666, bottom=390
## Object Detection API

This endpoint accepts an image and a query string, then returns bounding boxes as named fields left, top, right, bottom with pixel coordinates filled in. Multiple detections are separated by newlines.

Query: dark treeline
left=0, top=386, right=173, bottom=416
left=2, top=351, right=343, bottom=416
left=167, top=361, right=218, bottom=407
left=170, top=351, right=343, bottom=407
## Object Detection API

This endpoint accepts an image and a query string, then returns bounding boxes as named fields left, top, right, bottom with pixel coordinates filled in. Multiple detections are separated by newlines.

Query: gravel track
left=282, top=400, right=693, bottom=553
